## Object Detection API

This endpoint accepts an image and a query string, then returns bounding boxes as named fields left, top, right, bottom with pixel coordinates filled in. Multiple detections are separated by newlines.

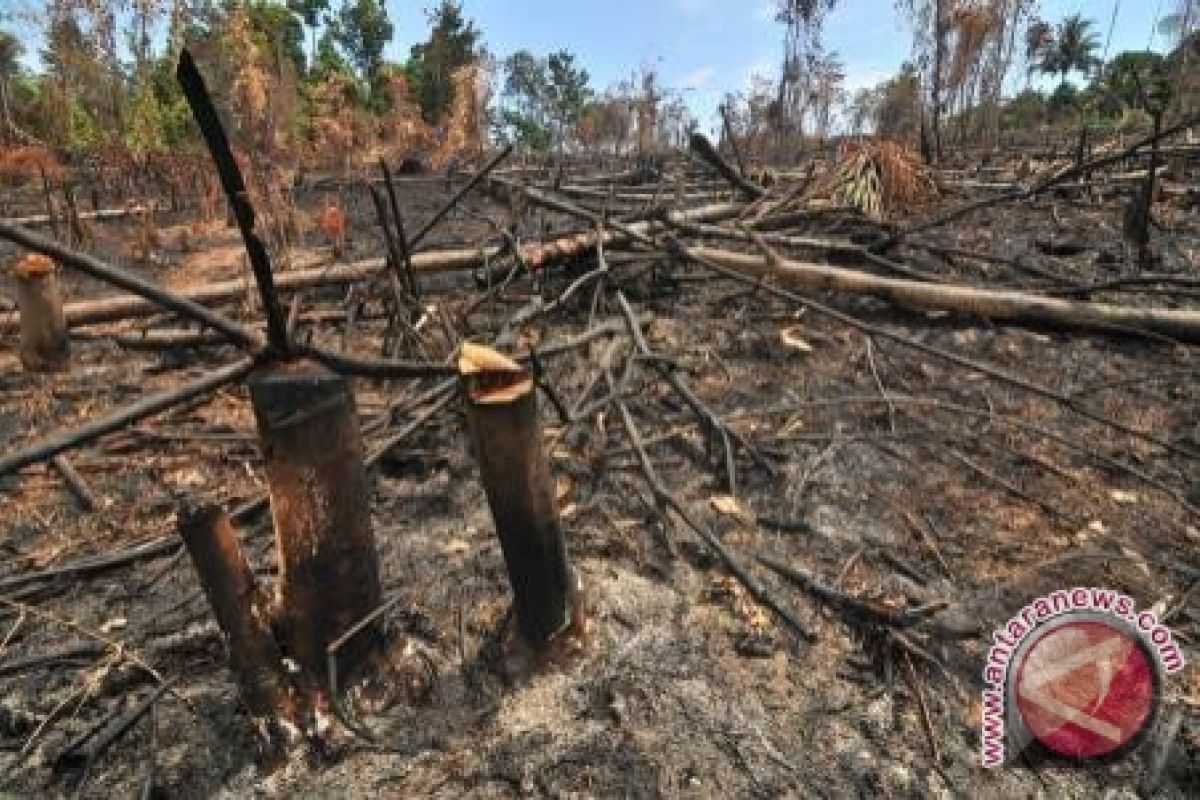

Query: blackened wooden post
left=12, top=254, right=69, bottom=373
left=177, top=505, right=289, bottom=725
left=248, top=360, right=383, bottom=688
left=459, top=343, right=577, bottom=647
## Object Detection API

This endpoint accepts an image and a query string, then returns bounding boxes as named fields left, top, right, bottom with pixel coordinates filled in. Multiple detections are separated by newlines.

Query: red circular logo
left=1013, top=618, right=1158, bottom=760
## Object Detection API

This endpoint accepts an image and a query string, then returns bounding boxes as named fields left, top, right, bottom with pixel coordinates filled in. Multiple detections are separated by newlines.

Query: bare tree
left=774, top=1, right=838, bottom=157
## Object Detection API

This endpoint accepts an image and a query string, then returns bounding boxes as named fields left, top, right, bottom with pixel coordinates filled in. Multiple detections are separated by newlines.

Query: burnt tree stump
left=460, top=344, right=578, bottom=648
left=249, top=360, right=384, bottom=691
left=12, top=254, right=69, bottom=373
left=177, top=506, right=289, bottom=732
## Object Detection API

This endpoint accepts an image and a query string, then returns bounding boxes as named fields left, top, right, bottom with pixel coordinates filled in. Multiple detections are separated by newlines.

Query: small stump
left=12, top=254, right=69, bottom=373
left=177, top=506, right=291, bottom=746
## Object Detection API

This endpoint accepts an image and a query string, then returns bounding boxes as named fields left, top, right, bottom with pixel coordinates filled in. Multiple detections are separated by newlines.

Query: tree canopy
left=407, top=0, right=482, bottom=122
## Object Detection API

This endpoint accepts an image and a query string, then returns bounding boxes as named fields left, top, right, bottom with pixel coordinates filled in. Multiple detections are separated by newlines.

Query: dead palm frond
left=833, top=139, right=938, bottom=220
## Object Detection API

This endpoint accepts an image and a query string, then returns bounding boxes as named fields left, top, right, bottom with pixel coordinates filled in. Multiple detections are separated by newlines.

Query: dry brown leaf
left=710, top=495, right=753, bottom=523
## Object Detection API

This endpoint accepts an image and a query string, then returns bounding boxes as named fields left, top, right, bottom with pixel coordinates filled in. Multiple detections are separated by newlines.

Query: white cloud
left=680, top=66, right=717, bottom=90
left=677, top=0, right=712, bottom=14
left=841, top=66, right=892, bottom=94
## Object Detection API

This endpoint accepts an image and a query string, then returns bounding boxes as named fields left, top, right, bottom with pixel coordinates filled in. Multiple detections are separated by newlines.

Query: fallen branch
left=608, top=381, right=814, bottom=643
left=0, top=219, right=261, bottom=347
left=177, top=49, right=288, bottom=353
left=681, top=246, right=1200, bottom=464
left=0, top=358, right=256, bottom=477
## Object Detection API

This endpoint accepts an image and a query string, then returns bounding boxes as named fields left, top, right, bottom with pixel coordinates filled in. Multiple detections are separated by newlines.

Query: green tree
left=42, top=9, right=115, bottom=147
left=500, top=49, right=550, bottom=148
left=1024, top=18, right=1053, bottom=87
left=1038, top=14, right=1100, bottom=88
left=407, top=0, right=481, bottom=121
left=1047, top=81, right=1079, bottom=120
left=498, top=49, right=592, bottom=151
left=332, top=0, right=393, bottom=86
left=313, top=28, right=351, bottom=78
left=1100, top=51, right=1168, bottom=110
left=873, top=62, right=921, bottom=141
left=248, top=0, right=307, bottom=78
left=0, top=29, right=20, bottom=80
left=1000, top=88, right=1045, bottom=129
left=545, top=50, right=592, bottom=147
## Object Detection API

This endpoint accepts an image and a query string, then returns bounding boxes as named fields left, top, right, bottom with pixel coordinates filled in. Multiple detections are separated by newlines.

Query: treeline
left=854, top=8, right=1200, bottom=148
left=0, top=0, right=485, bottom=168
left=0, top=0, right=701, bottom=174
left=720, top=2, right=1199, bottom=162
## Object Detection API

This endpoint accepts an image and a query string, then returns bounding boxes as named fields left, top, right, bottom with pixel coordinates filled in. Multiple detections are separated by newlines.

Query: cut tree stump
left=460, top=343, right=579, bottom=648
left=249, top=360, right=384, bottom=690
left=12, top=254, right=69, bottom=372
left=177, top=505, right=289, bottom=733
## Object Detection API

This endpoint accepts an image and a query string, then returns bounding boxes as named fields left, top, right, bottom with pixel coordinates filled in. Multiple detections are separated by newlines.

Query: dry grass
left=0, top=146, right=66, bottom=186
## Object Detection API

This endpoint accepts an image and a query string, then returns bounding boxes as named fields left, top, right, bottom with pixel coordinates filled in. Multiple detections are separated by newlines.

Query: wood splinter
left=12, top=254, right=69, bottom=373
left=459, top=343, right=581, bottom=649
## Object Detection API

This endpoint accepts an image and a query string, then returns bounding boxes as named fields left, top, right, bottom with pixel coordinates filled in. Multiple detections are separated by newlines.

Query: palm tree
left=1158, top=1, right=1198, bottom=46
left=1024, top=18, right=1053, bottom=88
left=1039, top=14, right=1101, bottom=88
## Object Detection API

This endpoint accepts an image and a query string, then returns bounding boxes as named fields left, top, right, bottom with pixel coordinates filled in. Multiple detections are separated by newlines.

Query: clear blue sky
left=381, top=0, right=1172, bottom=134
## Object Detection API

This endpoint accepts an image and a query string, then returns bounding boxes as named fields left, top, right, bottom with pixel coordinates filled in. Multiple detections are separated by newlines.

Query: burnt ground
left=0, top=153, right=1198, bottom=798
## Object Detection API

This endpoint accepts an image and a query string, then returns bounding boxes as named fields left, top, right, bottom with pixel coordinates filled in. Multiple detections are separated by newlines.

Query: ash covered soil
left=0, top=159, right=1197, bottom=798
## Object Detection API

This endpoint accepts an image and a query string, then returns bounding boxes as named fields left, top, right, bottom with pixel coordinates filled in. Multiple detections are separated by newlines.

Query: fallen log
left=2, top=202, right=744, bottom=333
left=688, top=133, right=766, bottom=200
left=0, top=206, right=151, bottom=228
left=0, top=217, right=262, bottom=346
left=686, top=245, right=1200, bottom=344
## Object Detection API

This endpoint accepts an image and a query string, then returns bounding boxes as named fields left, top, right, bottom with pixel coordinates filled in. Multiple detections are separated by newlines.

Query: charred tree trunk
left=459, top=344, right=578, bottom=648
left=931, top=0, right=946, bottom=164
left=177, top=505, right=289, bottom=731
left=249, top=360, right=384, bottom=690
left=13, top=255, right=70, bottom=372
